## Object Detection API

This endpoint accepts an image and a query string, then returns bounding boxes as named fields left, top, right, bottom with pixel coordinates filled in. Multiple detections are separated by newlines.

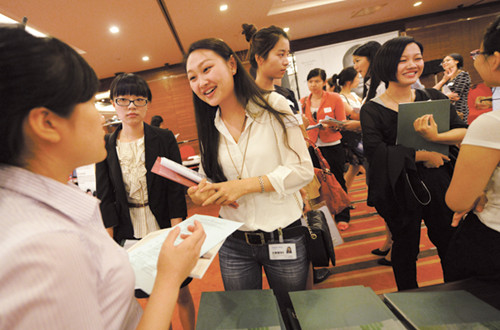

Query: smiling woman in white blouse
left=185, top=38, right=313, bottom=328
left=0, top=26, right=204, bottom=329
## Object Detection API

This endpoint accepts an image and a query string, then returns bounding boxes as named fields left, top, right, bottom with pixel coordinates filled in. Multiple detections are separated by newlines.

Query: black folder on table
left=196, top=289, right=284, bottom=329
left=397, top=99, right=450, bottom=155
left=383, top=290, right=500, bottom=329
left=290, top=286, right=404, bottom=329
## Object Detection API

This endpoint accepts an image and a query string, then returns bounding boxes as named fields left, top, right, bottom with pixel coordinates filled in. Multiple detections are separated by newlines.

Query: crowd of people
left=1, top=14, right=499, bottom=329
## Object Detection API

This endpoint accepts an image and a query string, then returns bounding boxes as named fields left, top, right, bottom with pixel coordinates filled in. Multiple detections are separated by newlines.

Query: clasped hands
left=187, top=178, right=241, bottom=208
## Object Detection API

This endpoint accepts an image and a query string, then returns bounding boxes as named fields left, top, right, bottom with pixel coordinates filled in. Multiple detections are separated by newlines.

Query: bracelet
left=258, top=176, right=265, bottom=193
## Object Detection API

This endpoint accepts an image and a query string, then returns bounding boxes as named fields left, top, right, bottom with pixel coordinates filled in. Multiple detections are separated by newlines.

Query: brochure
left=127, top=214, right=242, bottom=294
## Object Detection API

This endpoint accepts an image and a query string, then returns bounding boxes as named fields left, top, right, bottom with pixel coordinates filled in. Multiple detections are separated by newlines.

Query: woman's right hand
left=156, top=220, right=206, bottom=284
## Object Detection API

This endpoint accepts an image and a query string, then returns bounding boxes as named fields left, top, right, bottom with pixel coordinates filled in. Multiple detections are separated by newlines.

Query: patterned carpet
left=154, top=174, right=446, bottom=328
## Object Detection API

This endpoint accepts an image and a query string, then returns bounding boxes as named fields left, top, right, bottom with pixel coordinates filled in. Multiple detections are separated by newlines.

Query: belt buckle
left=244, top=232, right=265, bottom=245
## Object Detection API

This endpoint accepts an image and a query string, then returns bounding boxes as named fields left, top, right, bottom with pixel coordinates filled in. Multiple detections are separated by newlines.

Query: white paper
left=317, top=205, right=344, bottom=247
left=160, top=156, right=211, bottom=184
left=127, top=214, right=242, bottom=294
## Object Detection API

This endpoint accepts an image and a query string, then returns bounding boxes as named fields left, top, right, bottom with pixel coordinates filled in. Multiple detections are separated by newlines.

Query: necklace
left=223, top=120, right=253, bottom=180
left=385, top=90, right=414, bottom=105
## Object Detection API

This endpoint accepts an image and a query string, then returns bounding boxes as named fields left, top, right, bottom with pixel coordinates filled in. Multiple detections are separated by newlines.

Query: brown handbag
left=307, top=139, right=350, bottom=215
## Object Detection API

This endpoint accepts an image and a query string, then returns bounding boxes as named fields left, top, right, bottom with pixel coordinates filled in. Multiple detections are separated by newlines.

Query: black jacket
left=96, top=123, right=187, bottom=243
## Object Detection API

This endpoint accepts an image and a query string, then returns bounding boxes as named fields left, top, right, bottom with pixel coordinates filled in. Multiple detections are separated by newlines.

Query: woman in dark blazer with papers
left=95, top=73, right=195, bottom=329
left=360, top=37, right=467, bottom=291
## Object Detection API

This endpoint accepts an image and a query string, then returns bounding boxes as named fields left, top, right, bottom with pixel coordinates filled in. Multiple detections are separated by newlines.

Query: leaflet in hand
left=127, top=214, right=243, bottom=294
left=152, top=156, right=211, bottom=187
left=321, top=116, right=344, bottom=125
left=306, top=116, right=344, bottom=130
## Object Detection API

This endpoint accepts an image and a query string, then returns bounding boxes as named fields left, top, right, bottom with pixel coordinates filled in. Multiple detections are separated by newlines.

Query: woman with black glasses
left=445, top=16, right=500, bottom=282
left=96, top=73, right=196, bottom=329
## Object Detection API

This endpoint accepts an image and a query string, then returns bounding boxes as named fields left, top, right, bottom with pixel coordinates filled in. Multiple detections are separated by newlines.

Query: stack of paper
left=196, top=290, right=284, bottom=330
left=290, top=286, right=404, bottom=329
left=384, top=290, right=500, bottom=329
left=127, top=214, right=242, bottom=294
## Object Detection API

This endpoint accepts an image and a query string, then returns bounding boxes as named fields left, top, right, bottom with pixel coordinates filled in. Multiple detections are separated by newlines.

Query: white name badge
left=269, top=243, right=297, bottom=260
left=324, top=107, right=333, bottom=113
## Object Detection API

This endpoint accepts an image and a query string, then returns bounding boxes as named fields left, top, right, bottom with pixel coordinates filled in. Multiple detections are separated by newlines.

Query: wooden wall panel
left=407, top=15, right=497, bottom=88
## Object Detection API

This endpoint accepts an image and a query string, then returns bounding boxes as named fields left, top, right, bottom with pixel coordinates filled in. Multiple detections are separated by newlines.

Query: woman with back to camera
left=185, top=38, right=314, bottom=326
left=445, top=16, right=500, bottom=283
left=360, top=36, right=467, bottom=290
left=330, top=67, right=365, bottom=196
left=433, top=53, right=471, bottom=122
left=242, top=23, right=299, bottom=114
left=0, top=25, right=205, bottom=329
left=95, top=73, right=196, bottom=329
left=300, top=68, right=351, bottom=230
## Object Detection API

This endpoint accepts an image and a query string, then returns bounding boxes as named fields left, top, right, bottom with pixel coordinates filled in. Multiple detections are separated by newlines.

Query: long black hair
left=353, top=41, right=381, bottom=100
left=185, top=38, right=297, bottom=182
left=483, top=15, right=500, bottom=55
left=0, top=25, right=98, bottom=165
left=242, top=24, right=289, bottom=78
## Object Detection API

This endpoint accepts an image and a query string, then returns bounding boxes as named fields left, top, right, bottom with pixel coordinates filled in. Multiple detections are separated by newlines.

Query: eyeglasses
left=115, top=97, right=148, bottom=107
left=470, top=49, right=488, bottom=61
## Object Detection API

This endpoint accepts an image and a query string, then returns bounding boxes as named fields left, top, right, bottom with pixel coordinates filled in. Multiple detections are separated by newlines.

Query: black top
left=274, top=85, right=299, bottom=114
left=95, top=123, right=187, bottom=243
left=360, top=88, right=467, bottom=223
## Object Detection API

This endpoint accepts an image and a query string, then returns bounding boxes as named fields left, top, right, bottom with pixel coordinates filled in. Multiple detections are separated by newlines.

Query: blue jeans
left=219, top=233, right=309, bottom=323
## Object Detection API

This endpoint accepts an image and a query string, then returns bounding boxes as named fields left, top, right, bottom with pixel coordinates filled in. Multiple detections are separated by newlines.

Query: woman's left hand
left=200, top=180, right=246, bottom=207
left=414, top=114, right=438, bottom=141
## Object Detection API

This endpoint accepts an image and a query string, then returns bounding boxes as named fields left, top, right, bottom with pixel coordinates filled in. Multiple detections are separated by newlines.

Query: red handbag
left=307, top=139, right=350, bottom=215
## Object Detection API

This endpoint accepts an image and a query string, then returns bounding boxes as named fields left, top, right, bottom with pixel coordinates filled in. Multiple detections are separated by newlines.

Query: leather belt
left=128, top=202, right=149, bottom=208
left=231, top=220, right=305, bottom=245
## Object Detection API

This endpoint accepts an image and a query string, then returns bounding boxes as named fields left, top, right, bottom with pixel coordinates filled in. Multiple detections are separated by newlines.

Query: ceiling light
left=0, top=13, right=46, bottom=37
left=413, top=1, right=422, bottom=7
left=220, top=4, right=228, bottom=11
left=109, top=26, right=119, bottom=34
left=283, top=27, right=290, bottom=32
left=268, top=0, right=344, bottom=15
left=142, top=56, right=150, bottom=62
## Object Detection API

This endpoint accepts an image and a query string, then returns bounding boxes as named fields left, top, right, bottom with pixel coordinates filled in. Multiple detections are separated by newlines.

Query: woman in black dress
left=360, top=37, right=467, bottom=290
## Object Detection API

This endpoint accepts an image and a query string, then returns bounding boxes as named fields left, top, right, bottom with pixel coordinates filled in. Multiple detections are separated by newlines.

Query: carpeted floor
left=145, top=174, right=445, bottom=329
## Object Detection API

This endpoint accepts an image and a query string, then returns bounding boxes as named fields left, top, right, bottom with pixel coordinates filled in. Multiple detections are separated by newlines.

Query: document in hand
left=151, top=156, right=211, bottom=187
left=127, top=214, right=243, bottom=294
left=397, top=99, right=450, bottom=155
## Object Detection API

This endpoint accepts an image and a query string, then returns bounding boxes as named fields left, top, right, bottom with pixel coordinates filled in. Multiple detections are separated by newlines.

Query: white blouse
left=462, top=110, right=500, bottom=232
left=116, top=137, right=159, bottom=238
left=201, top=92, right=314, bottom=232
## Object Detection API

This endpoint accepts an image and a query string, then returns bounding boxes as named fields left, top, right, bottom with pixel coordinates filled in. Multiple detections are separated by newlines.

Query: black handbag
left=303, top=209, right=336, bottom=267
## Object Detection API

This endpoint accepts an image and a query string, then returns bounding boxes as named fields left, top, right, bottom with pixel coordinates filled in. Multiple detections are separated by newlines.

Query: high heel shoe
left=371, top=248, right=390, bottom=256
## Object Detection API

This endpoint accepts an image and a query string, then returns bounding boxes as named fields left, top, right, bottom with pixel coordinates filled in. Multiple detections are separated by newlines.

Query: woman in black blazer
left=95, top=73, right=194, bottom=329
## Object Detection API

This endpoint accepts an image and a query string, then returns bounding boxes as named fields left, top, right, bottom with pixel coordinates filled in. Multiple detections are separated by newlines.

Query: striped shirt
left=0, top=165, right=142, bottom=329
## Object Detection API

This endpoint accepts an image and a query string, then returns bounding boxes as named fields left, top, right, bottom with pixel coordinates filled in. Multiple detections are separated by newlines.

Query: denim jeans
left=219, top=233, right=309, bottom=325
